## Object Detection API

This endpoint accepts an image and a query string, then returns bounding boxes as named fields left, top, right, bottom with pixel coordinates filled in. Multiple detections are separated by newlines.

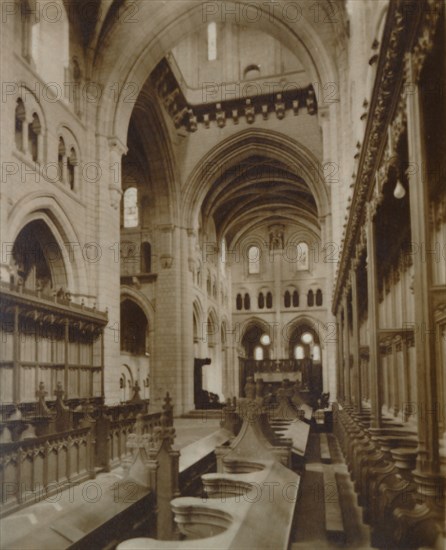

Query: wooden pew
left=323, top=464, right=346, bottom=543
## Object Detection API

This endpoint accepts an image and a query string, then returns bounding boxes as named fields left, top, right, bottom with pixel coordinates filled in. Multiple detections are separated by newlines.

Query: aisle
left=291, top=432, right=373, bottom=549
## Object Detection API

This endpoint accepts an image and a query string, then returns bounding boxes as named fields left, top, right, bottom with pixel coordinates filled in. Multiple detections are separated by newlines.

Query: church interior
left=0, top=0, right=445, bottom=548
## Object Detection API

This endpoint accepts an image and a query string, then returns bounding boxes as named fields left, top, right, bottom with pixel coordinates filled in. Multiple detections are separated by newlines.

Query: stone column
left=152, top=224, right=184, bottom=411
left=342, top=292, right=351, bottom=405
left=336, top=310, right=344, bottom=402
left=405, top=54, right=440, bottom=478
left=273, top=249, right=283, bottom=359
left=179, top=227, right=194, bottom=412
left=366, top=202, right=382, bottom=428
left=95, top=136, right=127, bottom=405
left=351, top=265, right=362, bottom=411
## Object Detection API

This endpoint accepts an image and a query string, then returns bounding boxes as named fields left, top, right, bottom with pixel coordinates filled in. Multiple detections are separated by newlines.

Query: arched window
left=258, top=292, right=265, bottom=309
left=248, top=245, right=260, bottom=274
left=120, top=299, right=148, bottom=355
left=307, top=289, right=314, bottom=307
left=294, top=345, right=304, bottom=360
left=296, top=241, right=309, bottom=271
left=207, top=22, right=217, bottom=61
left=123, top=187, right=138, bottom=228
left=266, top=292, right=273, bottom=309
left=244, top=293, right=250, bottom=310
left=221, top=238, right=226, bottom=265
left=243, top=64, right=261, bottom=80
left=141, top=242, right=151, bottom=273
left=67, top=148, right=77, bottom=190
left=28, top=113, right=40, bottom=162
left=254, top=345, right=264, bottom=361
left=15, top=99, right=25, bottom=151
left=284, top=291, right=291, bottom=308
left=58, top=137, right=65, bottom=182
left=316, top=289, right=323, bottom=306
left=236, top=293, right=243, bottom=311
left=293, top=290, right=299, bottom=307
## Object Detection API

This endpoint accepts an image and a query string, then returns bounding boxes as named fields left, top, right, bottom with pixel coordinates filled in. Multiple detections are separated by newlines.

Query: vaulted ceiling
left=201, top=155, right=318, bottom=246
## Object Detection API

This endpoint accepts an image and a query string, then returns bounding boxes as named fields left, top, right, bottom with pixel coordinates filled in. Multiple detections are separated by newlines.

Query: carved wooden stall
left=0, top=282, right=107, bottom=407
left=332, top=2, right=445, bottom=548
left=0, top=282, right=163, bottom=518
left=118, top=381, right=311, bottom=549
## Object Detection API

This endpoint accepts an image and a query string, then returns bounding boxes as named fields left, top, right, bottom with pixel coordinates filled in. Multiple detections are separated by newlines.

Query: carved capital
left=108, top=136, right=128, bottom=157
left=108, top=184, right=122, bottom=210
left=160, top=255, right=173, bottom=269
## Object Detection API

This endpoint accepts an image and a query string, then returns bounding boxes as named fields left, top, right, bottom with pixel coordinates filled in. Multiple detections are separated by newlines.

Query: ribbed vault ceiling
left=201, top=155, right=318, bottom=246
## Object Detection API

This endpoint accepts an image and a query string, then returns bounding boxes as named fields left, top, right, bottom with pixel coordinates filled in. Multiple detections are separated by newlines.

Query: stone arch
left=283, top=314, right=326, bottom=351
left=206, top=307, right=219, bottom=346
left=182, top=128, right=330, bottom=231
left=126, top=93, right=179, bottom=224
left=119, top=294, right=150, bottom=356
left=10, top=219, right=67, bottom=293
left=240, top=316, right=272, bottom=359
left=6, top=194, right=89, bottom=298
left=94, top=0, right=339, bottom=151
left=120, top=363, right=135, bottom=401
left=120, top=286, right=155, bottom=330
left=240, top=316, right=273, bottom=342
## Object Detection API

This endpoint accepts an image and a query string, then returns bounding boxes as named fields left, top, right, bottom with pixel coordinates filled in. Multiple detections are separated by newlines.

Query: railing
left=242, top=358, right=301, bottom=374
left=0, top=386, right=161, bottom=518
left=96, top=409, right=161, bottom=470
left=0, top=426, right=94, bottom=517
left=0, top=281, right=108, bottom=320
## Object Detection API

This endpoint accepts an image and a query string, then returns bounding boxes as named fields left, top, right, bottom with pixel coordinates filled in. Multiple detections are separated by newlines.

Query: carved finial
left=161, top=392, right=173, bottom=427
left=54, top=381, right=65, bottom=401
left=130, top=380, right=143, bottom=403
left=36, top=382, right=51, bottom=416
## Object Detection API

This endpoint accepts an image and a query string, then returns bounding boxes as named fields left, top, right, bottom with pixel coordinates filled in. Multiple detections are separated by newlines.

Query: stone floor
left=291, top=433, right=372, bottom=549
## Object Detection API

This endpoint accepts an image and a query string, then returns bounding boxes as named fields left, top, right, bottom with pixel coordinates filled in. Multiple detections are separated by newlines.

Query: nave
left=1, top=0, right=445, bottom=547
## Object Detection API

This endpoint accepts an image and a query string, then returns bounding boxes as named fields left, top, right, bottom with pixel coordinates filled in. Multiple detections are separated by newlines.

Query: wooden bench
left=323, top=464, right=346, bottom=543
left=320, top=433, right=331, bottom=463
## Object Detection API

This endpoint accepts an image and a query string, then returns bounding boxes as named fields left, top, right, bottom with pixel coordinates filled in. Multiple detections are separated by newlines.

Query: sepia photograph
left=0, top=0, right=445, bottom=548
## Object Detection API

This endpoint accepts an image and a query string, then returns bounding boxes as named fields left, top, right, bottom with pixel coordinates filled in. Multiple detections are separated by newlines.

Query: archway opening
left=288, top=322, right=322, bottom=402
left=11, top=219, right=68, bottom=294
left=120, top=298, right=150, bottom=399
